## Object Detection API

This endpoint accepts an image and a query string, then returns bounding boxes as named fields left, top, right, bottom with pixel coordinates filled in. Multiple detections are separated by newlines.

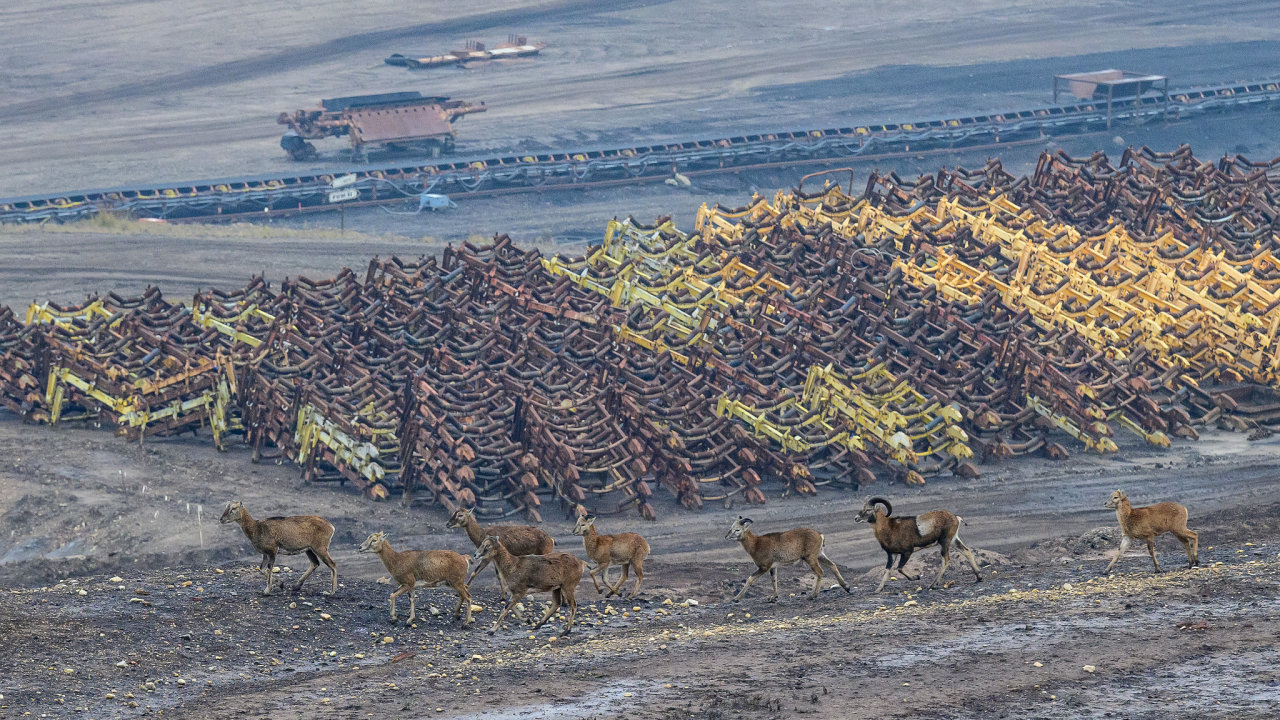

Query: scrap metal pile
left=3, top=145, right=1279, bottom=521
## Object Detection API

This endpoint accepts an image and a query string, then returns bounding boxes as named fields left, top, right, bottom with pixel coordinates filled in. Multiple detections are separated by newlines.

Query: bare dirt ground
left=2, top=418, right=1280, bottom=719
left=3, top=1, right=1280, bottom=718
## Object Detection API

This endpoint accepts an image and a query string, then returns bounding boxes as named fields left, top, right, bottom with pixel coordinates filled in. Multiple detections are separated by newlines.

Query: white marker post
left=328, top=174, right=359, bottom=234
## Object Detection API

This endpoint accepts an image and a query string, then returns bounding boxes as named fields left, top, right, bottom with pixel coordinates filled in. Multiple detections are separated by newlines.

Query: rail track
left=2, top=78, right=1277, bottom=224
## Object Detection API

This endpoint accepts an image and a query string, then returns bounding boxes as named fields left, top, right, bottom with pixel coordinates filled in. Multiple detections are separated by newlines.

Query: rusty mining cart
left=277, top=91, right=486, bottom=161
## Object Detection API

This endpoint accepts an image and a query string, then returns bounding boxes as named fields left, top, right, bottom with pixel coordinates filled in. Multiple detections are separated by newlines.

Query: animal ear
left=741, top=517, right=753, bottom=526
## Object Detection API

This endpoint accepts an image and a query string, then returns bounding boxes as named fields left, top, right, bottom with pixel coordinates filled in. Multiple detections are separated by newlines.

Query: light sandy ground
left=1, top=1, right=1279, bottom=197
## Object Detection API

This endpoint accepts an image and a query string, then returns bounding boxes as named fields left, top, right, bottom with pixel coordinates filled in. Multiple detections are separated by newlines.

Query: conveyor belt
left=2, top=79, right=1277, bottom=224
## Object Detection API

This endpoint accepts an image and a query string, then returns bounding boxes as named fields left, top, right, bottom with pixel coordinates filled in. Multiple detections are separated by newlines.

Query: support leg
left=875, top=553, right=894, bottom=593
left=533, top=589, right=563, bottom=630
left=819, top=553, right=851, bottom=592
left=607, top=564, right=630, bottom=598
left=629, top=559, right=645, bottom=598
left=1105, top=536, right=1131, bottom=574
left=296, top=549, right=320, bottom=592
left=261, top=553, right=277, bottom=596
left=806, top=557, right=824, bottom=598
left=315, top=548, right=338, bottom=596
left=489, top=590, right=526, bottom=635
left=897, top=550, right=919, bottom=581
left=734, top=567, right=769, bottom=602
left=930, top=545, right=950, bottom=589
left=388, top=585, right=408, bottom=621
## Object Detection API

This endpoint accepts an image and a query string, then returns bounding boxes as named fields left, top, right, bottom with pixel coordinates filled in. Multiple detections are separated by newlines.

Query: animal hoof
left=766, top=596, right=778, bottom=603
left=487, top=630, right=495, bottom=636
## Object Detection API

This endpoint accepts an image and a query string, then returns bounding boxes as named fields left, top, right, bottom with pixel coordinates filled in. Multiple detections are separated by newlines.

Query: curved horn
left=868, top=497, right=893, bottom=516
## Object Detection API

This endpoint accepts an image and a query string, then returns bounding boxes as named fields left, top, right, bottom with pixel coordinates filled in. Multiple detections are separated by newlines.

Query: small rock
left=685, top=599, right=699, bottom=606
left=623, top=692, right=634, bottom=697
left=470, top=604, right=483, bottom=613
left=382, top=636, right=395, bottom=644
left=64, top=668, right=74, bottom=675
left=320, top=613, right=332, bottom=621
left=77, top=589, right=88, bottom=596
left=328, top=651, right=337, bottom=657
left=471, top=654, right=485, bottom=661
left=1083, top=665, right=1096, bottom=673
left=903, top=600, right=918, bottom=607
left=116, top=661, right=128, bottom=668
left=177, top=678, right=186, bottom=685
left=215, top=568, right=225, bottom=574
left=214, top=629, right=222, bottom=635
left=1033, top=661, right=1043, bottom=668
left=105, top=693, right=116, bottom=700
left=1062, top=583, right=1074, bottom=591
left=181, top=580, right=192, bottom=587
left=429, top=606, right=440, bottom=616
left=354, top=653, right=365, bottom=659
left=632, top=606, right=641, bottom=612
left=289, top=602, right=297, bottom=609
left=272, top=567, right=281, bottom=574
left=109, top=576, right=123, bottom=583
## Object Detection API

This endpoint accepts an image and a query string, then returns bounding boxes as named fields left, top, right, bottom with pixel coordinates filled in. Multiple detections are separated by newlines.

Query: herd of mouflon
left=219, top=489, right=1200, bottom=636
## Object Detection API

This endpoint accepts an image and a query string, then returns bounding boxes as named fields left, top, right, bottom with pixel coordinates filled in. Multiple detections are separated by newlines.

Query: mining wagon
left=277, top=91, right=486, bottom=161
